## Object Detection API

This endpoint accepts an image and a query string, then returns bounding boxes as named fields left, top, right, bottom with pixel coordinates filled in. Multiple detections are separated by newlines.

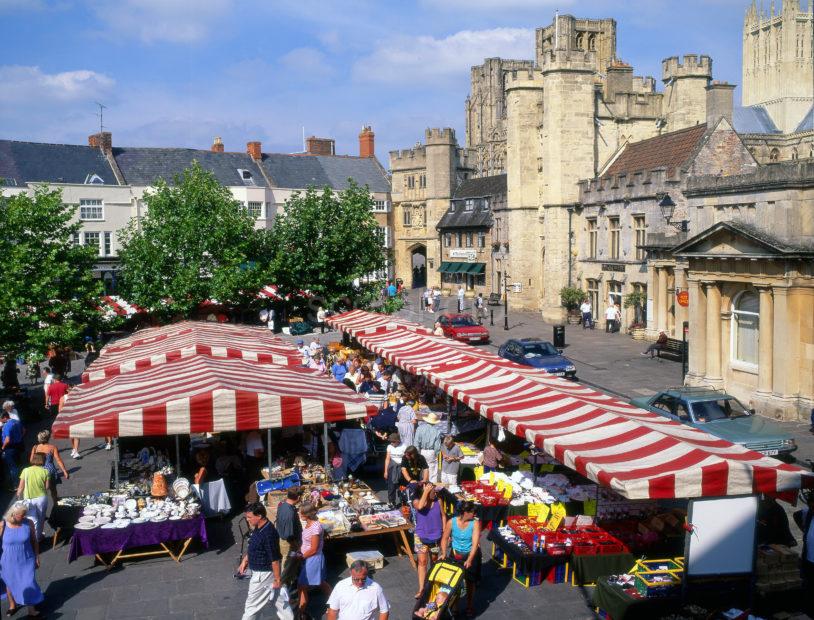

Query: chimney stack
left=705, top=81, right=736, bottom=126
left=359, top=126, right=375, bottom=158
left=211, top=137, right=224, bottom=153
left=246, top=141, right=262, bottom=160
left=88, top=131, right=113, bottom=155
left=305, top=136, right=336, bottom=156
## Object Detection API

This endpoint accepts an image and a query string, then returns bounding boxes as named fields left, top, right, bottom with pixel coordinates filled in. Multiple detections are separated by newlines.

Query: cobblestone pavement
left=3, top=296, right=813, bottom=619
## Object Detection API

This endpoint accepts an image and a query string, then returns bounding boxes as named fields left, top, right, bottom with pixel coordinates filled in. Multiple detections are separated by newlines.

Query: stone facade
left=675, top=161, right=814, bottom=422
left=389, top=129, right=474, bottom=290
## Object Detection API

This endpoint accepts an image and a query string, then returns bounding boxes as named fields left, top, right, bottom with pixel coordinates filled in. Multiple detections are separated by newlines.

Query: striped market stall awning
left=327, top=310, right=814, bottom=501
left=54, top=354, right=377, bottom=439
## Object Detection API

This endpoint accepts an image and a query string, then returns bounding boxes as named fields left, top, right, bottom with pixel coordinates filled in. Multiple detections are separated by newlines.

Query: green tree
left=269, top=181, right=387, bottom=305
left=117, top=163, right=268, bottom=318
left=0, top=185, right=102, bottom=356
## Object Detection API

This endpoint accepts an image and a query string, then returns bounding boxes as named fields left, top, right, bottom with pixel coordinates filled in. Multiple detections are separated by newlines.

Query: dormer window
left=237, top=169, right=256, bottom=186
left=465, top=199, right=475, bottom=212
left=84, top=173, right=105, bottom=185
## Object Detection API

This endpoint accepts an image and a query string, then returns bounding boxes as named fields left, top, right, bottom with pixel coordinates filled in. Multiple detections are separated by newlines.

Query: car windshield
left=690, top=398, right=752, bottom=423
left=451, top=316, right=477, bottom=327
left=522, top=343, right=558, bottom=358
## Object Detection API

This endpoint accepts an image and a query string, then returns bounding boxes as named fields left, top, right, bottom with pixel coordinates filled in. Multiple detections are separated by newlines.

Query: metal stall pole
left=175, top=435, right=181, bottom=475
left=267, top=428, right=273, bottom=477
left=323, top=423, right=331, bottom=479
left=114, top=438, right=120, bottom=489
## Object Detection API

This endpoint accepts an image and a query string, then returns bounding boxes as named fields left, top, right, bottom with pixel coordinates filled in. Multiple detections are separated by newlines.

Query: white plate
left=150, top=516, right=168, bottom=523
left=131, top=517, right=147, bottom=524
left=169, top=515, right=182, bottom=521
left=125, top=498, right=137, bottom=511
left=75, top=522, right=98, bottom=530
left=101, top=523, right=118, bottom=529
left=78, top=515, right=96, bottom=524
left=115, top=521, right=130, bottom=528
left=95, top=516, right=112, bottom=525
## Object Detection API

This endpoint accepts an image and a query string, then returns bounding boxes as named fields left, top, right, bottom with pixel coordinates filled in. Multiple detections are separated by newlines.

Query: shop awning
left=466, top=263, right=485, bottom=274
left=83, top=321, right=302, bottom=383
left=54, top=354, right=378, bottom=439
left=326, top=310, right=814, bottom=501
left=439, top=261, right=484, bottom=274
left=322, top=309, right=431, bottom=338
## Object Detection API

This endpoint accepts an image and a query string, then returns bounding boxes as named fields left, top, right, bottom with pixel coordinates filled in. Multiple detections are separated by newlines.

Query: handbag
left=256, top=472, right=301, bottom=495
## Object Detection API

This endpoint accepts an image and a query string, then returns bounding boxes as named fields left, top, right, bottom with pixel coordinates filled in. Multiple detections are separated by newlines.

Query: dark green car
left=630, top=387, right=796, bottom=458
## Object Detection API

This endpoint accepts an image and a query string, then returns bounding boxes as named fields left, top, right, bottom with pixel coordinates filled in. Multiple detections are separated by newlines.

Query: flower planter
left=629, top=327, right=646, bottom=340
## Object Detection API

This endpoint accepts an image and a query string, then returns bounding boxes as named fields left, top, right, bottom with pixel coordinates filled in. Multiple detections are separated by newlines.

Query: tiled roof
left=453, top=174, right=507, bottom=199
left=0, top=140, right=118, bottom=187
left=113, top=148, right=267, bottom=187
left=732, top=106, right=781, bottom=134
left=260, top=154, right=390, bottom=193
left=602, top=124, right=708, bottom=178
left=795, top=104, right=813, bottom=133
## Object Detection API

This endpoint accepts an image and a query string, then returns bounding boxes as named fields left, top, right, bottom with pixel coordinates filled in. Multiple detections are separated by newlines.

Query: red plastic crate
left=596, top=539, right=626, bottom=555
left=572, top=542, right=598, bottom=556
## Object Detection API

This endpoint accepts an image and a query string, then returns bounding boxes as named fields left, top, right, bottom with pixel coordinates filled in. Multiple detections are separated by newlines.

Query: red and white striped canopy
left=326, top=308, right=432, bottom=338
left=258, top=285, right=314, bottom=302
left=328, top=310, right=814, bottom=500
left=54, top=354, right=377, bottom=439
left=85, top=322, right=301, bottom=382
left=100, top=296, right=145, bottom=319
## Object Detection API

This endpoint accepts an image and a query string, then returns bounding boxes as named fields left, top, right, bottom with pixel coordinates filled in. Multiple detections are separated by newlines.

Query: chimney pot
left=305, top=136, right=336, bottom=156
left=211, top=137, right=224, bottom=153
left=705, top=82, right=736, bottom=126
left=88, top=131, right=112, bottom=154
left=359, top=125, right=375, bottom=158
left=247, top=141, right=262, bottom=160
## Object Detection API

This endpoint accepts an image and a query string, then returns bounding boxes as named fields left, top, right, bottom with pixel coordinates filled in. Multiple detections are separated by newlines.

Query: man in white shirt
left=605, top=302, right=617, bottom=333
left=326, top=561, right=389, bottom=620
left=457, top=286, right=465, bottom=312
left=296, top=339, right=310, bottom=365
left=309, top=338, right=321, bottom=357
left=432, top=287, right=441, bottom=312
left=580, top=300, right=592, bottom=329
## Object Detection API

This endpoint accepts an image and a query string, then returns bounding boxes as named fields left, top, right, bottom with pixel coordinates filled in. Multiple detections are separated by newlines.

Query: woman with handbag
left=30, top=429, right=69, bottom=506
left=297, top=503, right=331, bottom=619
left=440, top=500, right=481, bottom=618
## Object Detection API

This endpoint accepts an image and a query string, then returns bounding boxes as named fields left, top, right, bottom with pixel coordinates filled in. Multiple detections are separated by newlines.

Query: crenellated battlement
left=579, top=166, right=680, bottom=205
left=425, top=128, right=457, bottom=146
left=389, top=144, right=427, bottom=168
left=540, top=49, right=597, bottom=74
left=632, top=76, right=656, bottom=94
left=662, top=54, right=713, bottom=81
left=504, top=68, right=545, bottom=91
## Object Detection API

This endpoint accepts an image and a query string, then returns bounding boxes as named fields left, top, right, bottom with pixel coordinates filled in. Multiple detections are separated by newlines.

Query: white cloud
left=0, top=65, right=115, bottom=103
left=353, top=27, right=535, bottom=85
left=89, top=0, right=231, bottom=44
left=280, top=47, right=333, bottom=77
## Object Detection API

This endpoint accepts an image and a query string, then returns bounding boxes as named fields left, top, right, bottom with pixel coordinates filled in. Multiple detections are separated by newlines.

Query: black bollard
left=490, top=310, right=494, bottom=326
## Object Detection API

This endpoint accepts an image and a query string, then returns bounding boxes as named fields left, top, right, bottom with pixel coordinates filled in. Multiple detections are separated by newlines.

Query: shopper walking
left=16, top=453, right=49, bottom=541
left=238, top=502, right=294, bottom=620
left=1, top=410, right=24, bottom=490
left=383, top=433, right=406, bottom=506
left=440, top=501, right=482, bottom=618
left=604, top=301, right=617, bottom=333
left=433, top=288, right=441, bottom=312
left=440, top=435, right=463, bottom=485
left=580, top=299, right=593, bottom=329
left=0, top=502, right=44, bottom=617
left=412, top=482, right=447, bottom=598
left=297, top=503, right=331, bottom=618
left=414, top=413, right=443, bottom=482
left=326, top=560, right=389, bottom=620
left=30, top=429, right=69, bottom=506
left=275, top=488, right=303, bottom=588
left=457, top=286, right=465, bottom=312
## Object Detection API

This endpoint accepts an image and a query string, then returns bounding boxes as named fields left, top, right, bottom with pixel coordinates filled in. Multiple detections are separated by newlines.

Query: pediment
left=673, top=221, right=794, bottom=258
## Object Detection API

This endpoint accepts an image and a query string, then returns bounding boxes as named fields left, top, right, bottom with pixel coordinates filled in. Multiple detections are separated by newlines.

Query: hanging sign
left=676, top=290, right=689, bottom=307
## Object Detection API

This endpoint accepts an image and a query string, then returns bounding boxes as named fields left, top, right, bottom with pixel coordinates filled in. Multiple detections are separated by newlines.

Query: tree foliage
left=0, top=186, right=101, bottom=356
left=269, top=181, right=387, bottom=305
left=117, top=163, right=269, bottom=318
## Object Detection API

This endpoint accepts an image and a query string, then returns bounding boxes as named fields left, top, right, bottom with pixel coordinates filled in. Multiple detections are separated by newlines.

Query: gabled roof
left=453, top=174, right=507, bottom=199
left=795, top=104, right=814, bottom=133
left=260, top=154, right=390, bottom=193
left=113, top=148, right=267, bottom=187
left=733, top=105, right=781, bottom=134
left=0, top=140, right=118, bottom=187
left=672, top=220, right=814, bottom=258
left=602, top=124, right=708, bottom=178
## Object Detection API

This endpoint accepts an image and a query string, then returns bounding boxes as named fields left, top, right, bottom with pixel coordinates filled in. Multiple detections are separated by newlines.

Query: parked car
left=497, top=338, right=577, bottom=379
left=437, top=313, right=490, bottom=344
left=630, top=387, right=796, bottom=458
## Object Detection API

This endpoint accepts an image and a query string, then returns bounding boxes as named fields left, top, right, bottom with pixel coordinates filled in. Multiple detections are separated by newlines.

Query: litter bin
left=553, top=324, right=566, bottom=348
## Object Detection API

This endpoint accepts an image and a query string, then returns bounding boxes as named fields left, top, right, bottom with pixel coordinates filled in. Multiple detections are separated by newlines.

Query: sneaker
left=640, top=352, right=648, bottom=356
left=105, top=443, right=112, bottom=451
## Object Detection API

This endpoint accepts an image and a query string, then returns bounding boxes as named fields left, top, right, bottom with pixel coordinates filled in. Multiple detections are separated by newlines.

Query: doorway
left=411, top=246, right=426, bottom=288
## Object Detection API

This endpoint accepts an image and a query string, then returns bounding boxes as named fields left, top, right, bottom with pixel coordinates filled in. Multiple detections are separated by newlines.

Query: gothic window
left=791, top=147, right=798, bottom=161
left=732, top=290, right=759, bottom=367
left=769, top=148, right=780, bottom=162
left=588, top=35, right=596, bottom=51
left=403, top=207, right=412, bottom=227
left=576, top=33, right=584, bottom=50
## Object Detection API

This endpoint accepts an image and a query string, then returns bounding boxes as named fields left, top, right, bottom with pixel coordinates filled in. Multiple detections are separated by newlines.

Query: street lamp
left=657, top=193, right=688, bottom=232
left=503, top=271, right=510, bottom=330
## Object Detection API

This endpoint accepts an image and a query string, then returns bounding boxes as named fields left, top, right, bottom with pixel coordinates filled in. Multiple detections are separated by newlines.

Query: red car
left=437, top=313, right=490, bottom=344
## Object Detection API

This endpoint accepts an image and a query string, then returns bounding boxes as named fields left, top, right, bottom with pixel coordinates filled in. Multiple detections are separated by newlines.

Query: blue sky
left=0, top=0, right=758, bottom=164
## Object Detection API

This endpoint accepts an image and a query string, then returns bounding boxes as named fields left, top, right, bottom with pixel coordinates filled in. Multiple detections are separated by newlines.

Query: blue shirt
left=2, top=418, right=23, bottom=446
left=247, top=521, right=282, bottom=572
left=332, top=363, right=347, bottom=383
left=370, top=406, right=398, bottom=431
left=387, top=284, right=397, bottom=297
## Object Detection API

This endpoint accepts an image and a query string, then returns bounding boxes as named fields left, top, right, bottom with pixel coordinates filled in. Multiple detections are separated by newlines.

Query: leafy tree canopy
left=269, top=181, right=386, bottom=305
left=117, top=162, right=269, bottom=318
left=0, top=185, right=101, bottom=356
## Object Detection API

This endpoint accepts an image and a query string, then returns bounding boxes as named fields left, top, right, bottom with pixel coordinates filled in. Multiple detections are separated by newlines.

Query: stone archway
left=410, top=245, right=427, bottom=288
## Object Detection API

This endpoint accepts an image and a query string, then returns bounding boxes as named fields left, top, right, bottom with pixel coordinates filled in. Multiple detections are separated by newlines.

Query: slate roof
left=0, top=140, right=118, bottom=187
left=453, top=174, right=507, bottom=199
left=795, top=104, right=814, bottom=133
left=113, top=148, right=267, bottom=187
left=732, top=106, right=781, bottom=134
left=260, top=154, right=389, bottom=192
left=602, top=124, right=708, bottom=178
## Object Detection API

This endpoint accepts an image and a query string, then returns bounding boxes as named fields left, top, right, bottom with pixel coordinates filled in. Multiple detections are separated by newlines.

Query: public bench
left=657, top=338, right=686, bottom=361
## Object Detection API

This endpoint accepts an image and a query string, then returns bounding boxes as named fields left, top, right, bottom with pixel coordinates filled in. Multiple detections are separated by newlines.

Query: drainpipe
left=567, top=206, right=574, bottom=288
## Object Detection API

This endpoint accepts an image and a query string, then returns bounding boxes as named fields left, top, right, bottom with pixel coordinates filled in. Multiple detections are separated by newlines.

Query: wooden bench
left=656, top=338, right=686, bottom=361
left=487, top=292, right=502, bottom=306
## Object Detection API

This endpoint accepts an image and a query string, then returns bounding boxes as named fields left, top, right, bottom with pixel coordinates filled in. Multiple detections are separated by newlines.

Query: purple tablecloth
left=68, top=515, right=208, bottom=562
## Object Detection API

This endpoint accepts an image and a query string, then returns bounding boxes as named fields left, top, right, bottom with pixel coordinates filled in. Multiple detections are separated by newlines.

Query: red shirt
left=47, top=381, right=69, bottom=405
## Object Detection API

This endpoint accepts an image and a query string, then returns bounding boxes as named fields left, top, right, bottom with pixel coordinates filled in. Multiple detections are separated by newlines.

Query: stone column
left=667, top=269, right=676, bottom=336
left=757, top=285, right=774, bottom=395
left=704, top=281, right=722, bottom=383
left=687, top=279, right=707, bottom=382
left=657, top=267, right=668, bottom=333
left=646, top=263, right=656, bottom=333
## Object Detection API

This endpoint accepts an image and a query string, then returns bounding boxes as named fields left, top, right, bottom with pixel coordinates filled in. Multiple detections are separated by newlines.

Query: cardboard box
left=346, top=550, right=385, bottom=570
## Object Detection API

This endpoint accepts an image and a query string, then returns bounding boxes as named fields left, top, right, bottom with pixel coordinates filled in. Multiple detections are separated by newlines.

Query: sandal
left=6, top=607, right=19, bottom=617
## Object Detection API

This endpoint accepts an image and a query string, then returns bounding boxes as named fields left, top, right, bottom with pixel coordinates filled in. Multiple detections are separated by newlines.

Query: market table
left=570, top=551, right=636, bottom=585
left=487, top=527, right=567, bottom=583
left=325, top=523, right=416, bottom=570
left=68, top=515, right=208, bottom=567
left=591, top=576, right=680, bottom=620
